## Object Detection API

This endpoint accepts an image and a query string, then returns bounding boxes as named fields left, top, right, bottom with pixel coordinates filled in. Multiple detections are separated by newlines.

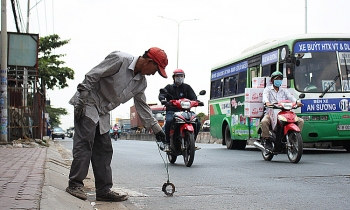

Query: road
left=58, top=138, right=350, bottom=210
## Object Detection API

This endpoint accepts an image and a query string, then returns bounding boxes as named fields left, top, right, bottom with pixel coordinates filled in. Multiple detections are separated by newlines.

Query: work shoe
left=164, top=143, right=171, bottom=152
left=96, top=190, right=128, bottom=202
left=66, top=186, right=87, bottom=200
left=195, top=146, right=201, bottom=150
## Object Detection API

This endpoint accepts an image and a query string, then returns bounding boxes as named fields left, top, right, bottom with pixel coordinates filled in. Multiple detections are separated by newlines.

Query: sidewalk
left=0, top=139, right=131, bottom=210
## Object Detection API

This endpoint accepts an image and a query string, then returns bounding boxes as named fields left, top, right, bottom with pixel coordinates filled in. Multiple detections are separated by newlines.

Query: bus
left=209, top=34, right=350, bottom=151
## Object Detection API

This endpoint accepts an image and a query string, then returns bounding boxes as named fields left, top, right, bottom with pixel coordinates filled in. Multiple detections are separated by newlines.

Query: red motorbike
left=159, top=89, right=206, bottom=167
left=254, top=100, right=303, bottom=163
left=111, top=130, right=118, bottom=141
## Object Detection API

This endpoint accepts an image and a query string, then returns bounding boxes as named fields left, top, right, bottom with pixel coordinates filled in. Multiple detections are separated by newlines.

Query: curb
left=41, top=141, right=131, bottom=210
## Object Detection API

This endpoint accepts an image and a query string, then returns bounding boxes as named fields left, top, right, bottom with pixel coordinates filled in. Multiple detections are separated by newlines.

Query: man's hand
left=155, top=130, right=166, bottom=142
left=265, top=102, right=272, bottom=107
left=74, top=98, right=86, bottom=121
left=297, top=102, right=303, bottom=107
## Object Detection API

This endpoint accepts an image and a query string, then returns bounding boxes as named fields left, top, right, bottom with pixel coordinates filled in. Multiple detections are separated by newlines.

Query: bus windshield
left=294, top=51, right=350, bottom=92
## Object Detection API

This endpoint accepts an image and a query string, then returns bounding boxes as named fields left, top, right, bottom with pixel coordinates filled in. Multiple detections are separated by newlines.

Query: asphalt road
left=58, top=138, right=350, bottom=210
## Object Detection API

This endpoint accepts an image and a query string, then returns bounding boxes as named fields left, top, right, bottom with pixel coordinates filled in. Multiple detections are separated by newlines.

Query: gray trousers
left=68, top=116, right=113, bottom=196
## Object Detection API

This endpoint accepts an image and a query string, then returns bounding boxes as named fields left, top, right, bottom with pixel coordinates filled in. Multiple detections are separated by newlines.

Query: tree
left=46, top=105, right=68, bottom=127
left=38, top=34, right=74, bottom=90
left=38, top=34, right=75, bottom=126
left=196, top=112, right=208, bottom=125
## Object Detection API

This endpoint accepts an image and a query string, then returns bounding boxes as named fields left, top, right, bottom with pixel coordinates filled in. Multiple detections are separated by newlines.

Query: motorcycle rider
left=158, top=69, right=200, bottom=152
left=261, top=71, right=304, bottom=150
left=112, top=123, right=120, bottom=138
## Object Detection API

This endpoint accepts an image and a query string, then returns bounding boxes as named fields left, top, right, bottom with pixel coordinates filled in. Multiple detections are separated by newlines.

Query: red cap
left=147, top=47, right=168, bottom=78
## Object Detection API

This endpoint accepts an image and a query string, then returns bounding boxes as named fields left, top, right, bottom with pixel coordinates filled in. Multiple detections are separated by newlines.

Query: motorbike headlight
left=180, top=101, right=191, bottom=109
left=282, top=103, right=293, bottom=110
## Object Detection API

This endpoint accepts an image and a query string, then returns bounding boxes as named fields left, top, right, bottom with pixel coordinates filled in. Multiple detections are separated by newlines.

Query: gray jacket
left=69, top=51, right=162, bottom=135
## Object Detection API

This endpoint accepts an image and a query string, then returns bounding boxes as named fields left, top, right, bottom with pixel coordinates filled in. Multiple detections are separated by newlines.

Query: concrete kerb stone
left=41, top=139, right=133, bottom=210
left=40, top=140, right=94, bottom=210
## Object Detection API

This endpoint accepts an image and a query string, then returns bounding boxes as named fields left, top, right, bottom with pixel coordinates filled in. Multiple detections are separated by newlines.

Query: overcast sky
left=4, top=0, right=350, bottom=129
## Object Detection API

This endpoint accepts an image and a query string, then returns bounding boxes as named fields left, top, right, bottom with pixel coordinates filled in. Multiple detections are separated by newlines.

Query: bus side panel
left=209, top=96, right=261, bottom=141
left=230, top=96, right=260, bottom=140
left=209, top=98, right=231, bottom=139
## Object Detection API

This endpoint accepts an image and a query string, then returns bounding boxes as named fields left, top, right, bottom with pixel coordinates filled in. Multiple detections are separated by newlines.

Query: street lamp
left=158, top=16, right=199, bottom=68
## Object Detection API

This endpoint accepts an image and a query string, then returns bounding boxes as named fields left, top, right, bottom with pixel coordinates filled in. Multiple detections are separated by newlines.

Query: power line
left=15, top=0, right=26, bottom=32
left=10, top=0, right=20, bottom=32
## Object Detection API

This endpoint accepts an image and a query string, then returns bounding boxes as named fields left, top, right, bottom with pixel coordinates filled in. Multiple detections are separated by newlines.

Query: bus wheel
left=224, top=125, right=234, bottom=149
left=342, top=141, right=350, bottom=152
left=233, top=140, right=247, bottom=150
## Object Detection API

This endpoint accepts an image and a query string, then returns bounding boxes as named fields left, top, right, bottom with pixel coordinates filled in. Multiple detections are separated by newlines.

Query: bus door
left=246, top=56, right=263, bottom=139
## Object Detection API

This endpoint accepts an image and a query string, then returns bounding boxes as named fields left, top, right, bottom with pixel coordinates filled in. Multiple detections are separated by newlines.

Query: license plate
left=337, top=125, right=350, bottom=130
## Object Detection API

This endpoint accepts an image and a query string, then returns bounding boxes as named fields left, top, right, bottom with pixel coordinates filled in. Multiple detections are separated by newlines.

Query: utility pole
left=26, top=0, right=30, bottom=33
left=1, top=0, right=8, bottom=142
left=305, top=0, right=307, bottom=34
left=24, top=0, right=31, bottom=107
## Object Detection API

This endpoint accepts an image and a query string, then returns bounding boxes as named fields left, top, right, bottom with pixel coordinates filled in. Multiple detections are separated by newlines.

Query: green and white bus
left=209, top=34, right=350, bottom=151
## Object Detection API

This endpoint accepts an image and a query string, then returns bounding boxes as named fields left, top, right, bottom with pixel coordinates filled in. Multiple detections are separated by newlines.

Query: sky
left=3, top=0, right=350, bottom=130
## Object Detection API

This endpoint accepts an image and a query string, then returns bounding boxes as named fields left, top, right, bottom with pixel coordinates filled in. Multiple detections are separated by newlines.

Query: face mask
left=273, top=80, right=282, bottom=87
left=174, top=77, right=184, bottom=85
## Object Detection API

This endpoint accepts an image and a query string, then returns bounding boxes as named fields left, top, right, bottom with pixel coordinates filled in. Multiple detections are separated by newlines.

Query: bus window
left=262, top=63, right=277, bottom=77
left=294, top=52, right=341, bottom=92
left=237, top=72, right=247, bottom=94
left=211, top=79, right=222, bottom=99
left=223, top=75, right=238, bottom=96
left=262, top=65, right=271, bottom=77
left=339, top=52, right=350, bottom=91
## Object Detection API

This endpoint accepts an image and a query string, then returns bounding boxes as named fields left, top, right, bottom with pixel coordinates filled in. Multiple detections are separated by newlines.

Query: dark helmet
left=172, top=69, right=185, bottom=78
left=270, top=71, right=283, bottom=80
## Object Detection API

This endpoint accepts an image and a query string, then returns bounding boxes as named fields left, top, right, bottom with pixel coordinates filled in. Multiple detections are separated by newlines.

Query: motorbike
left=159, top=88, right=206, bottom=167
left=253, top=100, right=303, bottom=163
left=110, top=130, right=119, bottom=141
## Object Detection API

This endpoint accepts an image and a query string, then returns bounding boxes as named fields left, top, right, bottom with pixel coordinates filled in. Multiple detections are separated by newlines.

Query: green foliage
left=39, top=34, right=74, bottom=126
left=196, top=112, right=209, bottom=124
left=46, top=105, right=68, bottom=127
left=38, top=34, right=74, bottom=89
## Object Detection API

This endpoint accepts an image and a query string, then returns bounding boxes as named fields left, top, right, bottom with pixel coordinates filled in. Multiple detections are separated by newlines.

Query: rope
left=155, top=141, right=170, bottom=182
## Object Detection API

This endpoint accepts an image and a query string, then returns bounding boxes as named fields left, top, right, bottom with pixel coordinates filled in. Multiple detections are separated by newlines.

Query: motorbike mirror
left=199, top=90, right=206, bottom=95
left=159, top=88, right=168, bottom=94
